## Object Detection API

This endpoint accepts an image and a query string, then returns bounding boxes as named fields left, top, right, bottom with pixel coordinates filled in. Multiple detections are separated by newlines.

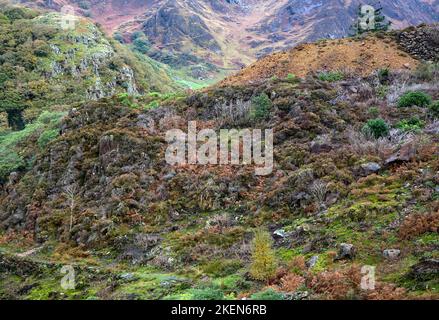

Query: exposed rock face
left=142, top=1, right=221, bottom=53
left=408, top=259, right=439, bottom=281
left=397, top=24, right=439, bottom=61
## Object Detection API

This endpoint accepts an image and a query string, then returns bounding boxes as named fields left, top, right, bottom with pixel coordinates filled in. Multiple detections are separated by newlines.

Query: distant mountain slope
left=14, top=0, right=439, bottom=81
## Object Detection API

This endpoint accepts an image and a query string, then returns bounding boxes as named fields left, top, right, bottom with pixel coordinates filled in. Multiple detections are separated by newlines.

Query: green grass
left=317, top=71, right=344, bottom=82
left=0, top=111, right=65, bottom=182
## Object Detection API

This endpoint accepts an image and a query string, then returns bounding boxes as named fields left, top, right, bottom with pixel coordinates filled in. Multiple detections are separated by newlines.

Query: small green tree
left=252, top=93, right=272, bottom=120
left=250, top=229, right=277, bottom=281
left=373, top=2, right=392, bottom=32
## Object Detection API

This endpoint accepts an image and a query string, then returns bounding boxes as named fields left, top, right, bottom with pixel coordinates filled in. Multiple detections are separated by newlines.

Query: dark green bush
left=131, top=31, right=145, bottom=41
left=362, top=118, right=390, bottom=139
left=3, top=7, right=36, bottom=21
left=397, top=91, right=432, bottom=108
left=252, top=93, right=272, bottom=120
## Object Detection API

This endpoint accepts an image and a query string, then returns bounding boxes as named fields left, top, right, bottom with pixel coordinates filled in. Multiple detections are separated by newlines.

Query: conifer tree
left=250, top=229, right=277, bottom=281
left=373, top=2, right=392, bottom=32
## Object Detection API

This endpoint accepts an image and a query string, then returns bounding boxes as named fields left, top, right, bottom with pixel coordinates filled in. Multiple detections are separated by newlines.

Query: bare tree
left=213, top=99, right=252, bottom=127
left=63, top=185, right=78, bottom=233
left=310, top=180, right=328, bottom=206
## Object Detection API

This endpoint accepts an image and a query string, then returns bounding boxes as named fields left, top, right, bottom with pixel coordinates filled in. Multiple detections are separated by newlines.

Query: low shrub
left=317, top=71, right=344, bottom=82
left=132, top=37, right=151, bottom=54
left=250, top=288, right=284, bottom=300
left=368, top=107, right=380, bottom=118
left=279, top=273, right=305, bottom=292
left=0, top=151, right=24, bottom=183
left=309, top=266, right=361, bottom=300
left=397, top=91, right=432, bottom=108
left=362, top=118, right=390, bottom=139
left=414, top=62, right=439, bottom=82
left=191, top=287, right=225, bottom=300
left=286, top=73, right=297, bottom=81
left=113, top=32, right=125, bottom=44
left=0, top=110, right=65, bottom=182
left=396, top=117, right=424, bottom=132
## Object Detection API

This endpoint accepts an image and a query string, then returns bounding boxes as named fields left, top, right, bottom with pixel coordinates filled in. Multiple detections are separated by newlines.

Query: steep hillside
left=0, top=5, right=178, bottom=184
left=15, top=0, right=439, bottom=81
left=0, top=32, right=438, bottom=299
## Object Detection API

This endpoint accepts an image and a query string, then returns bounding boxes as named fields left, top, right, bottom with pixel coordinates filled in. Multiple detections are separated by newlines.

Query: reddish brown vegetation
left=399, top=211, right=439, bottom=240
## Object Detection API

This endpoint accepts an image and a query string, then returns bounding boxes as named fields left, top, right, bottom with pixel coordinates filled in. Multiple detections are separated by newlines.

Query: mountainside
left=0, top=23, right=438, bottom=299
left=16, top=0, right=439, bottom=81
left=0, top=5, right=178, bottom=185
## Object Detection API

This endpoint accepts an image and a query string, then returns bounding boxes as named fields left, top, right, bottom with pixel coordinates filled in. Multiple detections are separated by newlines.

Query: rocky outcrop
left=35, top=13, right=140, bottom=99
left=408, top=259, right=439, bottom=281
left=396, top=24, right=439, bottom=61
